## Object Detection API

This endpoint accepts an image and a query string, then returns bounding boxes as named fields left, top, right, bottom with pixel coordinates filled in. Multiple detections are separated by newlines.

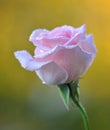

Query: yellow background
left=0, top=0, right=110, bottom=130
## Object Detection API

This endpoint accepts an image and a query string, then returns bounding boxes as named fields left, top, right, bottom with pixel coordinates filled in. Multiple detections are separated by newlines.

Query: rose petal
left=65, top=25, right=86, bottom=46
left=74, top=24, right=86, bottom=35
left=14, top=50, right=50, bottom=71
left=29, top=29, right=49, bottom=49
left=35, top=45, right=95, bottom=82
left=51, top=46, right=95, bottom=82
left=36, top=36, right=69, bottom=49
left=29, top=26, right=71, bottom=49
left=36, top=62, right=68, bottom=85
left=34, top=45, right=65, bottom=59
left=79, top=34, right=97, bottom=55
left=65, top=32, right=84, bottom=46
left=48, top=25, right=73, bottom=38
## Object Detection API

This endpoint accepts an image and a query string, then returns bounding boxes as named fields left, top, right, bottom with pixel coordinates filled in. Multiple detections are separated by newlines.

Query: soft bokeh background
left=0, top=0, right=110, bottom=130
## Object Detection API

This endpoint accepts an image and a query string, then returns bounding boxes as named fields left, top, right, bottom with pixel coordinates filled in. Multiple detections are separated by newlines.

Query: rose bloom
left=14, top=25, right=97, bottom=85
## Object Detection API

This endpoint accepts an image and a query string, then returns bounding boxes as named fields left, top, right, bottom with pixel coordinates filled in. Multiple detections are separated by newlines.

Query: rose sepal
left=58, top=84, right=70, bottom=110
left=58, top=80, right=79, bottom=110
left=58, top=80, right=89, bottom=130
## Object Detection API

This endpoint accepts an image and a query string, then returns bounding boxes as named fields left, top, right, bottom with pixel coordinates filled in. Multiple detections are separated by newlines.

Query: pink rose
left=14, top=25, right=97, bottom=85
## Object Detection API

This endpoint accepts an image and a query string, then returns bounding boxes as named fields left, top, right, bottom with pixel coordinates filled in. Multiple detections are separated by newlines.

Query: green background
left=0, top=0, right=110, bottom=130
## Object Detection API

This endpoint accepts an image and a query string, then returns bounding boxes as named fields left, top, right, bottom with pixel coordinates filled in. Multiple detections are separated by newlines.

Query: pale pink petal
left=74, top=24, right=86, bottom=35
left=14, top=50, right=50, bottom=71
left=36, top=62, right=68, bottom=85
left=48, top=25, right=73, bottom=38
left=80, top=34, right=97, bottom=54
left=65, top=32, right=84, bottom=46
left=35, top=45, right=95, bottom=82
left=65, top=25, right=86, bottom=46
left=34, top=45, right=66, bottom=59
left=36, top=36, right=69, bottom=49
left=50, top=46, right=95, bottom=82
left=29, top=26, right=70, bottom=49
left=29, top=29, right=49, bottom=49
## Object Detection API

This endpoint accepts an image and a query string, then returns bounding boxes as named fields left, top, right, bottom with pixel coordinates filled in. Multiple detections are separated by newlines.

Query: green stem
left=68, top=82, right=89, bottom=130
left=74, top=99, right=90, bottom=130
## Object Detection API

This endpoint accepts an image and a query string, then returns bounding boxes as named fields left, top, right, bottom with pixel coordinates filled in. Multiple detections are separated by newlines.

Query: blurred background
left=0, top=0, right=110, bottom=130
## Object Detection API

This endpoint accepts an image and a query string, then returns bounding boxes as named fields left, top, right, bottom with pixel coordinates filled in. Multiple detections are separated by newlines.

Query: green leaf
left=58, top=84, right=70, bottom=110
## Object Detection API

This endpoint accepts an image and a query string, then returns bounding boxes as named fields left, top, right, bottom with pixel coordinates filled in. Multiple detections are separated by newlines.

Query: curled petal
left=29, top=29, right=49, bottom=48
left=48, top=25, right=73, bottom=38
left=14, top=50, right=68, bottom=85
left=35, top=36, right=69, bottom=49
left=74, top=24, right=86, bottom=35
left=65, top=25, right=86, bottom=46
left=65, top=32, right=84, bottom=46
left=36, top=62, right=68, bottom=85
left=14, top=50, right=50, bottom=71
left=82, top=34, right=97, bottom=54
left=34, top=45, right=66, bottom=59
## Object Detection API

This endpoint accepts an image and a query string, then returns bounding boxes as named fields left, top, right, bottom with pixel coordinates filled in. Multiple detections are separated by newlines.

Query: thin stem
left=68, top=82, right=90, bottom=130
left=74, top=99, right=90, bottom=130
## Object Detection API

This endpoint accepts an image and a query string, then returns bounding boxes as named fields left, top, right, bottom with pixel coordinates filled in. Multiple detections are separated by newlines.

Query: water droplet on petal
left=42, top=81, right=46, bottom=84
